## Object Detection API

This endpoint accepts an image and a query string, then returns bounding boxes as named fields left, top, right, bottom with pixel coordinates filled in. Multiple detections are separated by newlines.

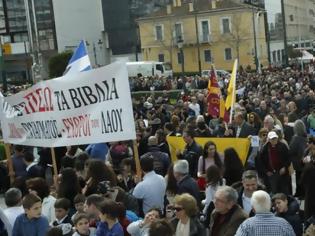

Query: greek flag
left=64, top=40, right=92, bottom=75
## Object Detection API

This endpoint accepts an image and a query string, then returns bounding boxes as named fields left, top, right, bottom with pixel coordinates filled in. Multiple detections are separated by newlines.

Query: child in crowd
left=72, top=213, right=96, bottom=236
left=52, top=198, right=73, bottom=236
left=71, top=194, right=86, bottom=222
left=12, top=193, right=49, bottom=236
left=96, top=199, right=124, bottom=236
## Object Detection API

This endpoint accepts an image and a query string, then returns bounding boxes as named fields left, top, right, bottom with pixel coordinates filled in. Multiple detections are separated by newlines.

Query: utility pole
left=194, top=11, right=201, bottom=75
left=0, top=39, right=7, bottom=93
left=281, top=0, right=289, bottom=66
left=252, top=9, right=259, bottom=72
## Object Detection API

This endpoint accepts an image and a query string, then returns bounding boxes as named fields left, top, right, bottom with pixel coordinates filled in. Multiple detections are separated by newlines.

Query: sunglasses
left=173, top=207, right=184, bottom=212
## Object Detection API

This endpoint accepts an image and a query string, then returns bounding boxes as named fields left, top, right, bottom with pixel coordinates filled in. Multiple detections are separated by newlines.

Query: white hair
left=251, top=190, right=271, bottom=213
left=173, top=160, right=189, bottom=175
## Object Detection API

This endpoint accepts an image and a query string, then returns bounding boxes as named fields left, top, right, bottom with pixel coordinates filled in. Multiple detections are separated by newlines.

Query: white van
left=126, top=61, right=173, bottom=77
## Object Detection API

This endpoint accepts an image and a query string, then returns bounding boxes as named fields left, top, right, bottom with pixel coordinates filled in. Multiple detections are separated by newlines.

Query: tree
left=48, top=51, right=73, bottom=79
left=287, top=45, right=302, bottom=59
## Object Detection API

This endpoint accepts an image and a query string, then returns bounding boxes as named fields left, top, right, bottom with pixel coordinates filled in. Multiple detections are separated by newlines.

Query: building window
left=158, top=53, right=164, bottom=62
left=155, top=24, right=164, bottom=41
left=200, top=20, right=210, bottom=42
left=174, top=22, right=183, bottom=41
left=177, top=52, right=184, bottom=64
left=221, top=17, right=231, bottom=34
left=204, top=49, right=212, bottom=63
left=224, top=48, right=232, bottom=60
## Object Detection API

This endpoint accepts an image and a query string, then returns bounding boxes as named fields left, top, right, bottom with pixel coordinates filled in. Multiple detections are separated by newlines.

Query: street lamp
left=177, top=36, right=184, bottom=77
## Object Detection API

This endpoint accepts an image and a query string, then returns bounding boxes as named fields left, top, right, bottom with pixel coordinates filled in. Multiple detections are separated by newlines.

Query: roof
left=137, top=0, right=256, bottom=21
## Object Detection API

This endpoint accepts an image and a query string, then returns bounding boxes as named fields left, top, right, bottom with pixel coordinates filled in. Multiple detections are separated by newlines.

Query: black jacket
left=289, top=135, right=307, bottom=171
left=259, top=141, right=291, bottom=173
left=276, top=195, right=303, bottom=236
left=171, top=216, right=206, bottom=236
left=177, top=175, right=201, bottom=206
left=178, top=141, right=202, bottom=178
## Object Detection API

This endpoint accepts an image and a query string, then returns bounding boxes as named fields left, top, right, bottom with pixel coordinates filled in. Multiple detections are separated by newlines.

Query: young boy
left=71, top=194, right=86, bottom=222
left=72, top=213, right=96, bottom=236
left=12, top=193, right=49, bottom=236
left=52, top=198, right=73, bottom=236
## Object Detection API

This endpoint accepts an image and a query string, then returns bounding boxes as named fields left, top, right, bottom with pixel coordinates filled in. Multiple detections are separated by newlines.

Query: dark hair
left=74, top=194, right=86, bottom=205
left=202, top=141, right=223, bottom=170
left=85, top=194, right=104, bottom=207
left=272, top=193, right=288, bottom=202
left=166, top=164, right=178, bottom=195
left=26, top=177, right=50, bottom=199
left=206, top=165, right=222, bottom=186
left=97, top=199, right=120, bottom=219
left=147, top=207, right=162, bottom=218
left=73, top=213, right=89, bottom=226
left=14, top=145, right=24, bottom=152
left=120, top=157, right=136, bottom=174
left=140, top=155, right=154, bottom=172
left=155, top=129, right=166, bottom=144
left=54, top=198, right=71, bottom=210
left=57, top=168, right=81, bottom=204
left=149, top=219, right=174, bottom=236
left=22, top=193, right=41, bottom=209
left=116, top=202, right=127, bottom=218
left=223, top=147, right=244, bottom=185
left=5, top=188, right=22, bottom=207
left=85, top=159, right=117, bottom=188
left=23, top=152, right=34, bottom=163
left=164, top=122, right=174, bottom=132
left=183, top=129, right=195, bottom=139
left=74, top=152, right=90, bottom=172
left=46, top=227, right=63, bottom=236
left=68, top=146, right=79, bottom=156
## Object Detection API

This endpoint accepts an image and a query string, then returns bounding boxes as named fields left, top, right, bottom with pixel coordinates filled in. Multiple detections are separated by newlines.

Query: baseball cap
left=268, top=131, right=278, bottom=140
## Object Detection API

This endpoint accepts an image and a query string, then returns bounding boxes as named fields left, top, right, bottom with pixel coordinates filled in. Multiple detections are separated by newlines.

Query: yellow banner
left=166, top=136, right=250, bottom=165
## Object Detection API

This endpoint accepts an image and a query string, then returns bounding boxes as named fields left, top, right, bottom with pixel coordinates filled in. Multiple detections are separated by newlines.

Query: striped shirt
left=235, top=212, right=295, bottom=236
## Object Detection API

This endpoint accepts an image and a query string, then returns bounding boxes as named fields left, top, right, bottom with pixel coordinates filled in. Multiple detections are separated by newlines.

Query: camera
left=97, top=181, right=114, bottom=195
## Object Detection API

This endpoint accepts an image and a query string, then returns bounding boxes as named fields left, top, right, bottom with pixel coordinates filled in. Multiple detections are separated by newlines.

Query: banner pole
left=132, top=140, right=142, bottom=178
left=50, top=147, right=58, bottom=185
left=4, top=143, right=14, bottom=185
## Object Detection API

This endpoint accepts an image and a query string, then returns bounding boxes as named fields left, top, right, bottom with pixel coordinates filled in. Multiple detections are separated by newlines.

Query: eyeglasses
left=173, top=207, right=184, bottom=212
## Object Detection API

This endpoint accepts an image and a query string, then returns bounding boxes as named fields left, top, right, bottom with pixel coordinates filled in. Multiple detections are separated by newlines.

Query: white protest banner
left=1, top=62, right=136, bottom=147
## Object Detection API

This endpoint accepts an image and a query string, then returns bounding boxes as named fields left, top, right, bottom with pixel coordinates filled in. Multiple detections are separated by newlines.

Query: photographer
left=176, top=130, right=202, bottom=178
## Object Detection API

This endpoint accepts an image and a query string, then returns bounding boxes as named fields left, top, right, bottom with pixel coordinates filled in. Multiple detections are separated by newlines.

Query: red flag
left=207, top=67, right=229, bottom=122
left=207, top=68, right=221, bottom=117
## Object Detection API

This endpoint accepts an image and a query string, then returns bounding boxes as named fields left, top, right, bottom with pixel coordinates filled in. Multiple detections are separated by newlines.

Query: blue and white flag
left=64, top=40, right=92, bottom=75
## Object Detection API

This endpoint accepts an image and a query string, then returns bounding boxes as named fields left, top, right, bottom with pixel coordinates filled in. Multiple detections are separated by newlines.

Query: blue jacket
left=12, top=214, right=49, bottom=236
left=85, top=143, right=108, bottom=161
left=95, top=221, right=123, bottom=236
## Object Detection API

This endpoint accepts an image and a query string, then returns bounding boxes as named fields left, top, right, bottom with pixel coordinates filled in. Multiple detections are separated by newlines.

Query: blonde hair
left=174, top=193, right=198, bottom=217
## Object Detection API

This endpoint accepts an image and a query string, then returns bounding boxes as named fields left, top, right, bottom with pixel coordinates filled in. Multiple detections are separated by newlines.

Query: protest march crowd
left=1, top=64, right=315, bottom=236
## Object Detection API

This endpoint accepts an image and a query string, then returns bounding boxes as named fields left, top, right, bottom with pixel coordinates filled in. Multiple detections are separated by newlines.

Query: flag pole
left=229, top=59, right=238, bottom=124
left=132, top=140, right=142, bottom=178
left=4, top=143, right=14, bottom=185
left=50, top=147, right=58, bottom=186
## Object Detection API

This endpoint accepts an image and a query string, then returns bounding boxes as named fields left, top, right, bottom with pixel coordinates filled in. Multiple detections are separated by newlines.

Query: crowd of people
left=0, top=66, right=315, bottom=236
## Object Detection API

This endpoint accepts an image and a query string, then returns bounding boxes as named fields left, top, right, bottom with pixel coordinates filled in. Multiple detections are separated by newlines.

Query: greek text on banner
left=1, top=62, right=136, bottom=147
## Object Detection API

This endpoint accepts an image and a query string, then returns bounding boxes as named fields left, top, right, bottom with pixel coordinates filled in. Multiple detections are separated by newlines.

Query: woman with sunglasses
left=171, top=193, right=206, bottom=236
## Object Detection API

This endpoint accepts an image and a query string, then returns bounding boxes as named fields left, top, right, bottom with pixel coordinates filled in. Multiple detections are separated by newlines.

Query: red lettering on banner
left=62, top=114, right=91, bottom=138
left=23, top=87, right=54, bottom=114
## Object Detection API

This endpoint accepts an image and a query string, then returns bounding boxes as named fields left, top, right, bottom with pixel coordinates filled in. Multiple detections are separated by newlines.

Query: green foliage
left=173, top=71, right=200, bottom=77
left=288, top=45, right=302, bottom=59
left=48, top=51, right=73, bottom=79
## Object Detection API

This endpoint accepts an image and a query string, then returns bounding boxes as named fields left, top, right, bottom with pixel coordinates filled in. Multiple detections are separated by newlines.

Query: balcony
left=199, top=34, right=211, bottom=43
